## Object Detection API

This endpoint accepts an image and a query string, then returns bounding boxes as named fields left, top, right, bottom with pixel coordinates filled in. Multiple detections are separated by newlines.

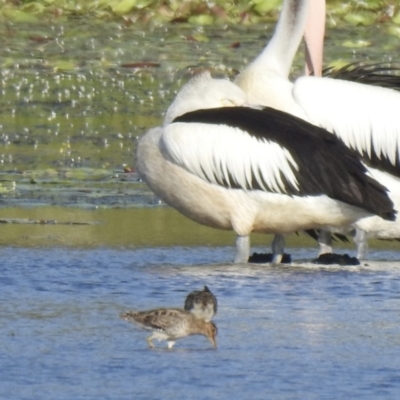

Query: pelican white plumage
left=136, top=72, right=395, bottom=264
left=235, top=0, right=400, bottom=261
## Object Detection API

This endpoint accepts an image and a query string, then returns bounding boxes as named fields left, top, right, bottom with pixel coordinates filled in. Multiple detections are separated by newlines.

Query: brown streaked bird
left=184, top=286, right=217, bottom=322
left=120, top=308, right=217, bottom=349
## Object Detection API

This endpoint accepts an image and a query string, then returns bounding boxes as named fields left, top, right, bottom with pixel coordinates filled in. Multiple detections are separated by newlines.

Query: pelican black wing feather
left=325, top=62, right=400, bottom=176
left=174, top=107, right=395, bottom=221
left=324, top=62, right=400, bottom=91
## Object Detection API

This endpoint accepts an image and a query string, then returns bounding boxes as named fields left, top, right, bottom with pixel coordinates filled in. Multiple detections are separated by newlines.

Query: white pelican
left=136, top=72, right=395, bottom=264
left=235, top=0, right=400, bottom=261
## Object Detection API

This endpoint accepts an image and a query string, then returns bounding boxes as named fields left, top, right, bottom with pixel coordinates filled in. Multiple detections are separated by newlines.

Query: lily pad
left=325, top=60, right=351, bottom=70
left=341, top=39, right=372, bottom=48
left=392, top=12, right=400, bottom=25
left=251, top=0, right=281, bottom=15
left=343, top=11, right=376, bottom=26
left=49, top=60, right=77, bottom=72
left=386, top=25, right=400, bottom=39
left=111, top=0, right=138, bottom=15
left=0, top=182, right=16, bottom=194
left=1, top=9, right=39, bottom=23
left=190, top=33, right=210, bottom=43
left=188, top=14, right=214, bottom=25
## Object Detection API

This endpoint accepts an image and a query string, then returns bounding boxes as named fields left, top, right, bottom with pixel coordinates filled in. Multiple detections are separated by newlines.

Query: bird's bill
left=209, top=335, right=217, bottom=348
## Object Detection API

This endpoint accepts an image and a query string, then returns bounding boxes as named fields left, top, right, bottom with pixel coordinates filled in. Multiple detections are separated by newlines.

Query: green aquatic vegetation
left=0, top=8, right=399, bottom=211
left=0, top=0, right=399, bottom=25
left=394, top=11, right=400, bottom=24
left=0, top=181, right=16, bottom=193
left=343, top=11, right=377, bottom=26
left=0, top=21, right=398, bottom=178
left=341, top=39, right=372, bottom=48
left=26, top=167, right=113, bottom=183
left=387, top=25, right=400, bottom=39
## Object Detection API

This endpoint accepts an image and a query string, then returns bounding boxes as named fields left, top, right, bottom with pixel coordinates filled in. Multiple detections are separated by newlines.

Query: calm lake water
left=1, top=16, right=400, bottom=400
left=1, top=246, right=400, bottom=400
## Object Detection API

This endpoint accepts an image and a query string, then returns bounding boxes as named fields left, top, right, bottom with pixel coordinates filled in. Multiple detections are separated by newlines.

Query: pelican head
left=164, top=71, right=247, bottom=126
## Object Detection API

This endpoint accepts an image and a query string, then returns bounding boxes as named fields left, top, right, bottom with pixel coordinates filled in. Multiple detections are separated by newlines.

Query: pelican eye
left=221, top=98, right=238, bottom=107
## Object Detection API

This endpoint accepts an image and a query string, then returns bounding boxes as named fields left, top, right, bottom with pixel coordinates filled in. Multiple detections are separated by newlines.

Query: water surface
left=1, top=247, right=400, bottom=399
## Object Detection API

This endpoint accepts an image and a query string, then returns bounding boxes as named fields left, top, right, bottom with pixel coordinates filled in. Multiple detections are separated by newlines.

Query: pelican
left=235, top=0, right=400, bottom=261
left=136, top=72, right=394, bottom=264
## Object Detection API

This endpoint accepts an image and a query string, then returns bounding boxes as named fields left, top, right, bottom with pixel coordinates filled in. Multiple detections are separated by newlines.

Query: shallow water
left=1, top=246, right=400, bottom=400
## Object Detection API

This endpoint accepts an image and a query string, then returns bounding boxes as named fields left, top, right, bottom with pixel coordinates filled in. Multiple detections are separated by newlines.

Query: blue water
left=1, top=246, right=400, bottom=400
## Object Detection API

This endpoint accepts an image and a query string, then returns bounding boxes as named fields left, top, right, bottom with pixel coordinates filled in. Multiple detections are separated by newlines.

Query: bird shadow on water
left=145, top=347, right=217, bottom=353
